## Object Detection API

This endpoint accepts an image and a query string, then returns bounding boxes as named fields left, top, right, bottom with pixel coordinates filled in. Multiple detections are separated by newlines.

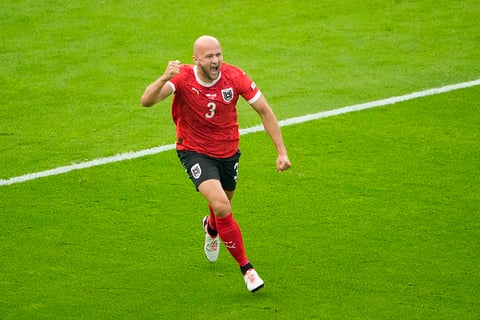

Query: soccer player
left=140, top=35, right=291, bottom=292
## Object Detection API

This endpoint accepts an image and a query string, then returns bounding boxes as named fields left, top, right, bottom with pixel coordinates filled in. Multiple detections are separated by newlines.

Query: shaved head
left=192, top=35, right=223, bottom=82
left=193, top=35, right=221, bottom=56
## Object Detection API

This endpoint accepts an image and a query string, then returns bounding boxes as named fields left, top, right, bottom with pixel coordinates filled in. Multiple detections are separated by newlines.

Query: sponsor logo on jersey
left=221, top=87, right=234, bottom=102
left=206, top=93, right=217, bottom=100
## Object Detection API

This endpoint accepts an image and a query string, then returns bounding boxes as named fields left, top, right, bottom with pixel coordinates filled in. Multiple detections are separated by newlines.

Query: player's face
left=195, top=47, right=223, bottom=82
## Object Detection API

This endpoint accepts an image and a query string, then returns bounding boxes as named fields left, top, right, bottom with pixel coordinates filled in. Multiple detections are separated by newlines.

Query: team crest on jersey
left=221, top=87, right=234, bottom=102
left=191, top=163, right=202, bottom=179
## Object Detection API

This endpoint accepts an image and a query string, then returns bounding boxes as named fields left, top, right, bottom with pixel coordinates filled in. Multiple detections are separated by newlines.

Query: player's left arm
left=250, top=95, right=291, bottom=172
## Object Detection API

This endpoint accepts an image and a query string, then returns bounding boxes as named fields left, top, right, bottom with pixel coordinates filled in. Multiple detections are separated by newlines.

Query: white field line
left=1, top=79, right=479, bottom=187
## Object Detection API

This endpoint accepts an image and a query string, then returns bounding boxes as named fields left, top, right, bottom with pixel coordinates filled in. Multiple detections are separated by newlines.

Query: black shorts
left=177, top=150, right=241, bottom=191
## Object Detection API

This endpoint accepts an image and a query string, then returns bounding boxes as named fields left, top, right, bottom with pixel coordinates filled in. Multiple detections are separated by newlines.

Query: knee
left=210, top=199, right=231, bottom=217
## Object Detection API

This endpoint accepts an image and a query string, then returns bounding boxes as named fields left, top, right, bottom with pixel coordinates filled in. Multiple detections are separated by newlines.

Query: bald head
left=193, top=35, right=221, bottom=56
left=192, top=35, right=223, bottom=82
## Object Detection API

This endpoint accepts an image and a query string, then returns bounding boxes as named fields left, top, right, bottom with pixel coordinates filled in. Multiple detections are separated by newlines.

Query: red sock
left=208, top=204, right=216, bottom=230
left=215, top=213, right=249, bottom=267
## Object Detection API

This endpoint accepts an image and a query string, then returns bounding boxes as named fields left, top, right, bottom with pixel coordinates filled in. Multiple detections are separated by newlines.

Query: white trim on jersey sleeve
left=167, top=81, right=176, bottom=92
left=247, top=90, right=262, bottom=104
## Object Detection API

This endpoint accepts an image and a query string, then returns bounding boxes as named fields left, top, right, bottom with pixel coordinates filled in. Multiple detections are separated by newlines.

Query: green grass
left=1, top=88, right=478, bottom=319
left=1, top=0, right=479, bottom=319
left=1, top=0, right=479, bottom=178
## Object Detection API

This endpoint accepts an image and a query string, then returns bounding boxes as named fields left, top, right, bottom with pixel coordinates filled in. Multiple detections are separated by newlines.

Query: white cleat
left=244, top=268, right=264, bottom=292
left=203, top=216, right=220, bottom=262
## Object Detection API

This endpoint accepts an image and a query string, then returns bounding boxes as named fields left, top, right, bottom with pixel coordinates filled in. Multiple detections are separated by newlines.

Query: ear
left=193, top=55, right=199, bottom=65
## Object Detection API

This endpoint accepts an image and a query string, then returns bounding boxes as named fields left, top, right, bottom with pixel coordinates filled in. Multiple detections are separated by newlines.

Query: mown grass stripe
left=1, top=79, right=479, bottom=187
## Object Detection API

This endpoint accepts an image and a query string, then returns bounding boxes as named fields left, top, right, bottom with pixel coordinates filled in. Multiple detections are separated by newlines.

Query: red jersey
left=167, top=63, right=261, bottom=158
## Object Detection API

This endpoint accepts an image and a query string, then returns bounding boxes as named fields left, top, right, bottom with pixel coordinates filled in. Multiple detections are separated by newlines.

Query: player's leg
left=205, top=203, right=217, bottom=236
left=204, top=153, right=237, bottom=233
left=198, top=179, right=248, bottom=266
left=177, top=150, right=263, bottom=291
left=205, top=190, right=233, bottom=232
left=199, top=179, right=232, bottom=217
left=217, top=152, right=264, bottom=291
left=199, top=180, right=264, bottom=292
left=203, top=179, right=234, bottom=261
left=177, top=150, right=222, bottom=261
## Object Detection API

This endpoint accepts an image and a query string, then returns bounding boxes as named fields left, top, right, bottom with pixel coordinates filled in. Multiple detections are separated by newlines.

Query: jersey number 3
left=205, top=102, right=216, bottom=119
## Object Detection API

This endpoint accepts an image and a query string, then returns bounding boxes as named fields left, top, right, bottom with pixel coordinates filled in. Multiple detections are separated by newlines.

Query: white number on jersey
left=206, top=102, right=216, bottom=118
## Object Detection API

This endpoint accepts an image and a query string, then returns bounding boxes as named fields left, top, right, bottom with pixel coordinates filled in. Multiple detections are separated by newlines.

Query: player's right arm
left=140, top=60, right=180, bottom=107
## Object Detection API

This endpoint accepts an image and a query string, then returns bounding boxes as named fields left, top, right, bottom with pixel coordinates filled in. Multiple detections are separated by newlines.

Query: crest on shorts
left=191, top=163, right=202, bottom=179
left=221, top=87, right=234, bottom=102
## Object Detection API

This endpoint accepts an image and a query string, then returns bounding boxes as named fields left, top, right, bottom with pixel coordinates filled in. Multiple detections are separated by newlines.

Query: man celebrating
left=141, top=35, right=291, bottom=292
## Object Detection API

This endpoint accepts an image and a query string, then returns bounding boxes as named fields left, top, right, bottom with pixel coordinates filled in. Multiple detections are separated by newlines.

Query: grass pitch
left=1, top=0, right=479, bottom=319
